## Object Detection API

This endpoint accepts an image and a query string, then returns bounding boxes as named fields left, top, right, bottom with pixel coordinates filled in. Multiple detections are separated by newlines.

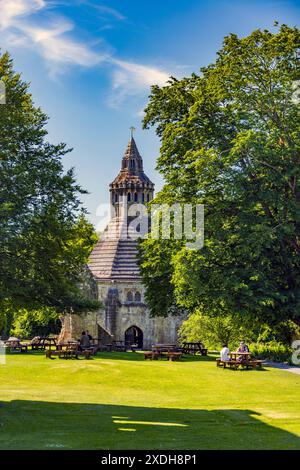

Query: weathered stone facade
left=60, top=281, right=183, bottom=349
left=59, top=138, right=185, bottom=348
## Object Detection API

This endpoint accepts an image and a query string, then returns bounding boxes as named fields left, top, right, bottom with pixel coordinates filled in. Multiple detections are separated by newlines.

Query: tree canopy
left=139, top=24, right=300, bottom=327
left=0, top=52, right=98, bottom=317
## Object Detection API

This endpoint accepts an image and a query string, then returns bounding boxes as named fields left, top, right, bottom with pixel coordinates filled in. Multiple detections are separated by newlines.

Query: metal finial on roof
left=130, top=126, right=136, bottom=138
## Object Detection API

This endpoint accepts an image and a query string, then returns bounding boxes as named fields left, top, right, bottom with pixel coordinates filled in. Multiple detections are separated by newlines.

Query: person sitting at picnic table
left=86, top=330, right=93, bottom=342
left=79, top=331, right=90, bottom=350
left=220, top=344, right=230, bottom=362
left=236, top=341, right=249, bottom=361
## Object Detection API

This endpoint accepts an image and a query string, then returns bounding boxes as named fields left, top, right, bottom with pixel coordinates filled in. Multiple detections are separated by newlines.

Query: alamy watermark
left=291, top=340, right=300, bottom=366
left=96, top=199, right=204, bottom=250
left=0, top=80, right=6, bottom=104
left=0, top=341, right=6, bottom=365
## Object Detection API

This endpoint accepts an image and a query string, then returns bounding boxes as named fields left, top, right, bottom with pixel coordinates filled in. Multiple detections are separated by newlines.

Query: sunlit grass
left=0, top=352, right=300, bottom=449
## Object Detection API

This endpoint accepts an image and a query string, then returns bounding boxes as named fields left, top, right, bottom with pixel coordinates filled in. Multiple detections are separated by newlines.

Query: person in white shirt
left=220, top=344, right=230, bottom=362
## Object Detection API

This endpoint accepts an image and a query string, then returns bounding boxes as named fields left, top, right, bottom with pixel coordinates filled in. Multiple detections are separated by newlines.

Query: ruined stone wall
left=59, top=279, right=186, bottom=348
left=58, top=311, right=102, bottom=343
left=96, top=280, right=185, bottom=349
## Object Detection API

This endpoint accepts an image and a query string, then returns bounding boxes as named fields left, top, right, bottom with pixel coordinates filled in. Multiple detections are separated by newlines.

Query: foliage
left=249, top=341, right=293, bottom=363
left=0, top=51, right=99, bottom=314
left=0, top=300, right=14, bottom=337
left=178, top=309, right=253, bottom=350
left=11, top=307, right=61, bottom=339
left=179, top=308, right=299, bottom=351
left=255, top=320, right=300, bottom=344
left=137, top=237, right=185, bottom=316
left=140, top=24, right=300, bottom=327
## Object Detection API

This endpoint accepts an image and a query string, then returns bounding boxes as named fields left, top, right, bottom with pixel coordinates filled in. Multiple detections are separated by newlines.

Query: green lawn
left=0, top=351, right=300, bottom=450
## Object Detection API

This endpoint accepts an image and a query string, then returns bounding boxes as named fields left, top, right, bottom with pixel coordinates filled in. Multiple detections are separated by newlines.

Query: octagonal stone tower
left=110, top=137, right=154, bottom=216
left=59, top=137, right=184, bottom=349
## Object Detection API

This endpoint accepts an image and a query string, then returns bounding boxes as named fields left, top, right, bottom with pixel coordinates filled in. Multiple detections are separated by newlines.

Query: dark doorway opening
left=125, top=326, right=143, bottom=349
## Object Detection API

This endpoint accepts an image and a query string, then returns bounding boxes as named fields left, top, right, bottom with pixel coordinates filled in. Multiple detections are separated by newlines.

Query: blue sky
left=0, top=0, right=299, bottom=228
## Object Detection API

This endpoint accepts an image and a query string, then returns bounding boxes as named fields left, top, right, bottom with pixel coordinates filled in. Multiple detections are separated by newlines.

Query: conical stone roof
left=89, top=138, right=153, bottom=281
left=110, top=137, right=154, bottom=187
left=88, top=216, right=141, bottom=280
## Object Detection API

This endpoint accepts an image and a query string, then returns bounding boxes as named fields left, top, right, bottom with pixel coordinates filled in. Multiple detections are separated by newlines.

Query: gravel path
left=265, top=361, right=300, bottom=375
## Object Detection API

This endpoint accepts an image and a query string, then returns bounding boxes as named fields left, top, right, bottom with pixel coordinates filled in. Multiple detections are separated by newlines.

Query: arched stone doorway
left=125, top=326, right=143, bottom=349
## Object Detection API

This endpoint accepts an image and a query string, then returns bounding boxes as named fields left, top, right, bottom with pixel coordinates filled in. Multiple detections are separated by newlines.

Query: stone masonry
left=59, top=137, right=185, bottom=348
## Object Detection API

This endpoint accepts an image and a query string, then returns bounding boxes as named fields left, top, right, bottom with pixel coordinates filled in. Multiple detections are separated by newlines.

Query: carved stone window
left=127, top=291, right=133, bottom=302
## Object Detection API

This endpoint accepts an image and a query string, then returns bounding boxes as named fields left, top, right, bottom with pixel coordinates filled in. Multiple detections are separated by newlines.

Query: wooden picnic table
left=144, top=350, right=182, bottom=361
left=152, top=344, right=177, bottom=354
left=229, top=351, right=254, bottom=370
left=112, top=341, right=126, bottom=352
left=229, top=352, right=251, bottom=360
left=4, top=340, right=28, bottom=353
left=31, top=337, right=57, bottom=350
left=181, top=342, right=208, bottom=356
left=56, top=341, right=78, bottom=350
left=46, top=342, right=93, bottom=359
left=217, top=352, right=263, bottom=370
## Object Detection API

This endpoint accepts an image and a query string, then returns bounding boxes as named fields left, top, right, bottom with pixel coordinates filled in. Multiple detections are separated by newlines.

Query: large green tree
left=139, top=24, right=300, bottom=327
left=0, top=52, right=98, bottom=316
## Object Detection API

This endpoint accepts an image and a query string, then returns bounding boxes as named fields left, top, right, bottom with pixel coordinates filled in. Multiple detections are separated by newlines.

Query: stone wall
left=96, top=280, right=185, bottom=349
left=59, top=279, right=186, bottom=348
left=58, top=311, right=102, bottom=343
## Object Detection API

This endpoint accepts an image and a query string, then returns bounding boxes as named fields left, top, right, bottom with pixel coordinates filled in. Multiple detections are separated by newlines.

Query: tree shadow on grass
left=0, top=400, right=299, bottom=450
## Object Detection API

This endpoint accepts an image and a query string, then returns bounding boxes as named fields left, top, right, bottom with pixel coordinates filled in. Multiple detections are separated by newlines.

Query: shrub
left=11, top=308, right=61, bottom=339
left=178, top=309, right=252, bottom=350
left=249, top=341, right=293, bottom=363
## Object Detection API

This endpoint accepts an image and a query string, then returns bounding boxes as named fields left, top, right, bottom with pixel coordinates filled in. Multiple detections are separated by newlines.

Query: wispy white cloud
left=112, top=59, right=170, bottom=89
left=0, top=0, right=177, bottom=102
left=0, top=0, right=45, bottom=29
left=108, top=58, right=171, bottom=106
left=19, top=19, right=106, bottom=73
left=80, top=1, right=126, bottom=21
left=0, top=0, right=106, bottom=74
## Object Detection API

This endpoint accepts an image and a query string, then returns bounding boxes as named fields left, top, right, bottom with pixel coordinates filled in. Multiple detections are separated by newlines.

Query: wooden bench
left=232, top=359, right=264, bottom=370
left=217, top=357, right=264, bottom=370
left=45, top=349, right=64, bottom=359
left=62, top=349, right=79, bottom=359
left=247, top=360, right=263, bottom=369
left=80, top=349, right=93, bottom=359
left=45, top=349, right=76, bottom=359
left=4, top=341, right=29, bottom=353
left=216, top=359, right=235, bottom=368
left=167, top=352, right=182, bottom=361
left=144, top=351, right=159, bottom=360
left=46, top=347, right=93, bottom=359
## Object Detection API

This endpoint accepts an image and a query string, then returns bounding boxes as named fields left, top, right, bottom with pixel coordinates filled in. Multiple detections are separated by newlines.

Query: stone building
left=59, top=137, right=184, bottom=349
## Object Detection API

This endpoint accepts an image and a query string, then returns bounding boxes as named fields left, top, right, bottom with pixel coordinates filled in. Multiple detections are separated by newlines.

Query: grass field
left=0, top=351, right=300, bottom=450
